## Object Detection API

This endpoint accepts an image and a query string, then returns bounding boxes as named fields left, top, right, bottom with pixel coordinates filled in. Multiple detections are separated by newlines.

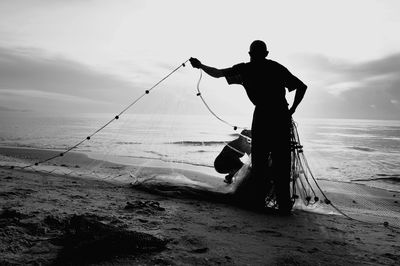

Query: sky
left=0, top=0, right=400, bottom=120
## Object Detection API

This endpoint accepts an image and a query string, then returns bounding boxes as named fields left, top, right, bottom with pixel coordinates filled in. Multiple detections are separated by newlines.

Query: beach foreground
left=0, top=148, right=399, bottom=265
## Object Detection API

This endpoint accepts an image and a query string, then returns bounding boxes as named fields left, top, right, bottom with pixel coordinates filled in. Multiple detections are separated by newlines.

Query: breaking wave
left=167, top=141, right=226, bottom=146
left=347, top=146, right=376, bottom=152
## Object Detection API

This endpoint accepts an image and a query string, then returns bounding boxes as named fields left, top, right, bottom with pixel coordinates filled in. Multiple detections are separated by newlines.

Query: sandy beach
left=0, top=147, right=399, bottom=265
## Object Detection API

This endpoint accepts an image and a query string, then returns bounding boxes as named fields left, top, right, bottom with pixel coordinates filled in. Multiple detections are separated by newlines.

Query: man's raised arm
left=189, top=57, right=226, bottom=78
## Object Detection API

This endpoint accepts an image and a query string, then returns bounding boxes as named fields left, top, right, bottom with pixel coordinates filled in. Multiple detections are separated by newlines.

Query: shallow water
left=0, top=112, right=399, bottom=192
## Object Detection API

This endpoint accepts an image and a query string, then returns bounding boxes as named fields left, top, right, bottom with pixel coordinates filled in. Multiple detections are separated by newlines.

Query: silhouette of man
left=190, top=40, right=307, bottom=214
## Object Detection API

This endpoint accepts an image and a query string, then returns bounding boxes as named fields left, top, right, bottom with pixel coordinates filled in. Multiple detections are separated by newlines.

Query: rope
left=195, top=70, right=251, bottom=140
left=13, top=59, right=189, bottom=170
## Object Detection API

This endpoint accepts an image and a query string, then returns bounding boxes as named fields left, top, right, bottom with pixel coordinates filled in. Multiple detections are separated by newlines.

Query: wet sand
left=0, top=147, right=399, bottom=265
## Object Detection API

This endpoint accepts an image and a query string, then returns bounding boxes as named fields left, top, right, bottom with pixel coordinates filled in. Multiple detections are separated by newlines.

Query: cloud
left=0, top=46, right=135, bottom=97
left=293, top=53, right=400, bottom=119
left=1, top=44, right=398, bottom=120
left=325, top=81, right=361, bottom=96
left=0, top=46, right=147, bottom=113
left=0, top=105, right=28, bottom=112
left=0, top=46, right=215, bottom=116
left=0, top=89, right=108, bottom=104
left=391, top=99, right=399, bottom=105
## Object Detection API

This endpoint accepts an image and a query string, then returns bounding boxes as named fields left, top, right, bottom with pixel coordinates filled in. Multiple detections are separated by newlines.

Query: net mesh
left=0, top=62, right=399, bottom=231
left=1, top=115, right=399, bottom=230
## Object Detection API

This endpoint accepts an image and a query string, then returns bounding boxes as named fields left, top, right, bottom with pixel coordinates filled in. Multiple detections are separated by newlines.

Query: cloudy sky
left=0, top=0, right=399, bottom=119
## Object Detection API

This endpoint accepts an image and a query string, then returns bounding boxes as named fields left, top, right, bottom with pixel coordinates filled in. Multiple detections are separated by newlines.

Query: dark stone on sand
left=0, top=208, right=29, bottom=220
left=54, top=214, right=167, bottom=265
left=275, top=255, right=308, bottom=266
left=382, top=252, right=400, bottom=261
left=383, top=221, right=389, bottom=227
left=44, top=215, right=64, bottom=229
left=0, top=211, right=167, bottom=265
left=191, top=247, right=209, bottom=253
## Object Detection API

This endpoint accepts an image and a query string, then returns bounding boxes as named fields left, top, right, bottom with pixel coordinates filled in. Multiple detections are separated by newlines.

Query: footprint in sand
left=210, top=225, right=238, bottom=233
left=179, top=235, right=209, bottom=254
left=257, top=229, right=283, bottom=237
left=124, top=200, right=166, bottom=213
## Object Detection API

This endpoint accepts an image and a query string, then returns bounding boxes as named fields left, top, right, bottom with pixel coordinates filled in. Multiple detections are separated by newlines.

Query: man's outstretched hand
left=189, top=57, right=202, bottom=69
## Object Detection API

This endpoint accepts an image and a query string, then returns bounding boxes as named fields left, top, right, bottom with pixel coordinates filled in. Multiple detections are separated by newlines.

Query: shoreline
left=0, top=146, right=400, bottom=265
left=1, top=146, right=399, bottom=227
left=1, top=145, right=399, bottom=193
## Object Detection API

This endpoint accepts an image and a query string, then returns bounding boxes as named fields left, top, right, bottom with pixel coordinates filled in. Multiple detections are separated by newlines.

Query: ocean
left=1, top=112, right=399, bottom=192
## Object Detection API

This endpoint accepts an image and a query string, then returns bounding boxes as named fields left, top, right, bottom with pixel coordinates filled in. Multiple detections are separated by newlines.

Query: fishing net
left=0, top=61, right=399, bottom=231
left=129, top=120, right=337, bottom=214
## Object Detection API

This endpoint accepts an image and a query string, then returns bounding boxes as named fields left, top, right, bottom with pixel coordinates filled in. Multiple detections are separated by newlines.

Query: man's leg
left=273, top=120, right=292, bottom=214
left=248, top=111, right=270, bottom=207
left=272, top=148, right=292, bottom=214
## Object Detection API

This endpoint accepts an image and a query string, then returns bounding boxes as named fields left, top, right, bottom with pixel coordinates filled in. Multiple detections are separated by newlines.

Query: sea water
left=0, top=112, right=399, bottom=192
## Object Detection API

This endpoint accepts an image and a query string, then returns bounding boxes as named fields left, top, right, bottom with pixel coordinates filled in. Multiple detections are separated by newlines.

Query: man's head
left=249, top=40, right=268, bottom=61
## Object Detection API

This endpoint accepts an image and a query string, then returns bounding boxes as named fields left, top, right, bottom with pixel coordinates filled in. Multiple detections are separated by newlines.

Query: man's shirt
left=223, top=59, right=306, bottom=110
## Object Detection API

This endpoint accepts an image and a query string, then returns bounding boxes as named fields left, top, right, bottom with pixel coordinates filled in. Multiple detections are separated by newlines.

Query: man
left=214, top=129, right=251, bottom=184
left=190, top=40, right=307, bottom=214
